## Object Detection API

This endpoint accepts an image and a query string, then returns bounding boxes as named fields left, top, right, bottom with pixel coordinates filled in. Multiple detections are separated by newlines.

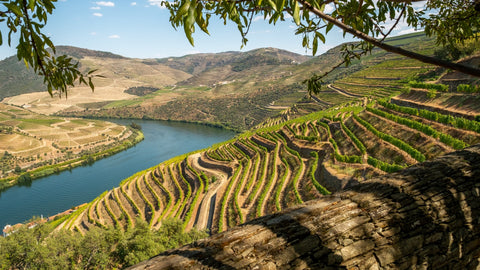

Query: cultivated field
left=0, top=103, right=136, bottom=181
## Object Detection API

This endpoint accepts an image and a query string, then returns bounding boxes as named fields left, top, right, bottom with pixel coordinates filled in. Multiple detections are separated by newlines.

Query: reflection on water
left=0, top=119, right=235, bottom=228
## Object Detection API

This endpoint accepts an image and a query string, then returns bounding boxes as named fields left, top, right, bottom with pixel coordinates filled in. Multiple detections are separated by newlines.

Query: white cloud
left=96, top=1, right=115, bottom=7
left=90, top=6, right=101, bottom=10
left=91, top=32, right=97, bottom=35
left=411, top=0, right=427, bottom=9
left=253, top=15, right=271, bottom=22
left=398, top=28, right=421, bottom=35
left=131, top=2, right=137, bottom=5
left=93, top=13, right=103, bottom=17
left=148, top=0, right=165, bottom=8
left=109, top=34, right=120, bottom=39
left=324, top=3, right=334, bottom=14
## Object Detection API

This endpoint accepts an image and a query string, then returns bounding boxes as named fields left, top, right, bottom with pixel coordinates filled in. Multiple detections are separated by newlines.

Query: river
left=0, top=119, right=236, bottom=229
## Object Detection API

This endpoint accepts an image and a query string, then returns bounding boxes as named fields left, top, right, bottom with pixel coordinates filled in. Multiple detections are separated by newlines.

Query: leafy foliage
left=457, top=84, right=480, bottom=93
left=408, top=81, right=449, bottom=92
left=367, top=106, right=467, bottom=150
left=0, top=0, right=100, bottom=96
left=0, top=218, right=206, bottom=269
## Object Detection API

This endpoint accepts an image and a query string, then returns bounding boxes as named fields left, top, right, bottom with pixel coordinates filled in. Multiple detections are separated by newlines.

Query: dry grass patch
left=0, top=134, right=43, bottom=152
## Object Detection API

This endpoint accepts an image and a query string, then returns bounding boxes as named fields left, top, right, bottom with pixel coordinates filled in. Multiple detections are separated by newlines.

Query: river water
left=0, top=119, right=236, bottom=229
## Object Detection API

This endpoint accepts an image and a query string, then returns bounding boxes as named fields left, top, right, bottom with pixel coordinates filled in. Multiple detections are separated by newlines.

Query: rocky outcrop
left=128, top=144, right=480, bottom=269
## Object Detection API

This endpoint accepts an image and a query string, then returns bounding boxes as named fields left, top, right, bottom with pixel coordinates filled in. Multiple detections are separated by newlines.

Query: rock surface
left=128, top=144, right=480, bottom=269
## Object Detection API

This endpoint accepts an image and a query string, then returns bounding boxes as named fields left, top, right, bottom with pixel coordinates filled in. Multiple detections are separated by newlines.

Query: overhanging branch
left=297, top=0, right=480, bottom=77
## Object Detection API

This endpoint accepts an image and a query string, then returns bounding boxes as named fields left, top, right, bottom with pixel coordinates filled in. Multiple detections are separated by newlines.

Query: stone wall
left=128, top=144, right=480, bottom=269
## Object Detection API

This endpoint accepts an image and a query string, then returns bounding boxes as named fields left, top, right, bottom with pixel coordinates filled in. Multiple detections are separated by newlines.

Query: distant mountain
left=0, top=55, right=44, bottom=99
left=4, top=32, right=469, bottom=131
left=154, top=47, right=311, bottom=75
left=54, top=46, right=126, bottom=60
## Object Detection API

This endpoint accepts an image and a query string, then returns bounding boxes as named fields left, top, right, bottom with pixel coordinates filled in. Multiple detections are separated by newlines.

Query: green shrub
left=426, top=89, right=437, bottom=98
left=408, top=81, right=448, bottom=92
left=457, top=84, right=480, bottom=93
left=309, top=152, right=330, bottom=195
left=367, top=156, right=404, bottom=173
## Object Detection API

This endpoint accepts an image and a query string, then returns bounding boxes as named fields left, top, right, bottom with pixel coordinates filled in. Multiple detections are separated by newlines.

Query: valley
left=0, top=31, right=479, bottom=268
left=60, top=94, right=480, bottom=234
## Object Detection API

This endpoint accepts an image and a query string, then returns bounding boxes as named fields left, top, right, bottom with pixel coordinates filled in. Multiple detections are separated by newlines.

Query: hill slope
left=59, top=94, right=480, bottom=234
left=52, top=33, right=446, bottom=130
left=128, top=143, right=480, bottom=269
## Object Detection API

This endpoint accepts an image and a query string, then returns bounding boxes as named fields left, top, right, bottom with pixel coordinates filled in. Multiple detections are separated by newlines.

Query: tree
left=163, top=0, right=480, bottom=94
left=0, top=0, right=100, bottom=97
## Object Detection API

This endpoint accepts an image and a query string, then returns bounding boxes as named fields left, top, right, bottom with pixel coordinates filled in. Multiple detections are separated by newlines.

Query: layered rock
left=128, top=144, right=480, bottom=269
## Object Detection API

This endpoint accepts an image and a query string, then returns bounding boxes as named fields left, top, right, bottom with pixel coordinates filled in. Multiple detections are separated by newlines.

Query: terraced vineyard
left=61, top=95, right=480, bottom=234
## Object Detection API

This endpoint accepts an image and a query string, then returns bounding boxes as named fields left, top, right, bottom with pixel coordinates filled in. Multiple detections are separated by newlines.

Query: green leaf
left=267, top=0, right=277, bottom=12
left=175, top=0, right=191, bottom=21
left=29, top=0, right=36, bottom=11
left=293, top=0, right=300, bottom=25
left=184, top=23, right=194, bottom=46
left=312, top=36, right=318, bottom=55
left=275, top=0, right=285, bottom=13
left=316, top=32, right=325, bottom=43
left=4, top=3, right=23, bottom=17
left=325, top=22, right=334, bottom=34
left=88, top=78, right=95, bottom=92
left=88, top=69, right=98, bottom=75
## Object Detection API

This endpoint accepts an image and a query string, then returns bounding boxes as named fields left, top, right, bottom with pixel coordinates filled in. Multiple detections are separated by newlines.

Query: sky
left=0, top=0, right=422, bottom=60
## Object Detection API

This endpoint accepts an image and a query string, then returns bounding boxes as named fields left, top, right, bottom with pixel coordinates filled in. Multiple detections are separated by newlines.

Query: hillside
left=154, top=47, right=310, bottom=76
left=48, top=32, right=480, bottom=234
left=0, top=46, right=128, bottom=100
left=51, top=33, right=448, bottom=131
left=58, top=92, right=480, bottom=234
left=128, top=143, right=480, bottom=269
left=1, top=46, right=192, bottom=115
left=0, top=103, right=143, bottom=191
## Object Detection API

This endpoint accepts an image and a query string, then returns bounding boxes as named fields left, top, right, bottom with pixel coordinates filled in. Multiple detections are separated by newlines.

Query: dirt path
left=189, top=153, right=228, bottom=231
left=327, top=84, right=364, bottom=98
left=277, top=152, right=292, bottom=212
left=310, top=94, right=332, bottom=106
left=335, top=81, right=394, bottom=88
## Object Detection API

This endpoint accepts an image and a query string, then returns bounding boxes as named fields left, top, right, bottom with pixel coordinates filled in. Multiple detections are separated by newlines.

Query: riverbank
left=55, top=113, right=245, bottom=133
left=0, top=119, right=236, bottom=229
left=0, top=127, right=144, bottom=193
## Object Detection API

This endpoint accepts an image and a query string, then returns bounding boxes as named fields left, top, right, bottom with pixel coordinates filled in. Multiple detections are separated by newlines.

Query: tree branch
left=21, top=0, right=49, bottom=78
left=297, top=0, right=480, bottom=78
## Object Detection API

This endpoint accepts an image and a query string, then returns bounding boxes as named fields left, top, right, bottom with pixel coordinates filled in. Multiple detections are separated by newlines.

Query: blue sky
left=0, top=0, right=421, bottom=60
